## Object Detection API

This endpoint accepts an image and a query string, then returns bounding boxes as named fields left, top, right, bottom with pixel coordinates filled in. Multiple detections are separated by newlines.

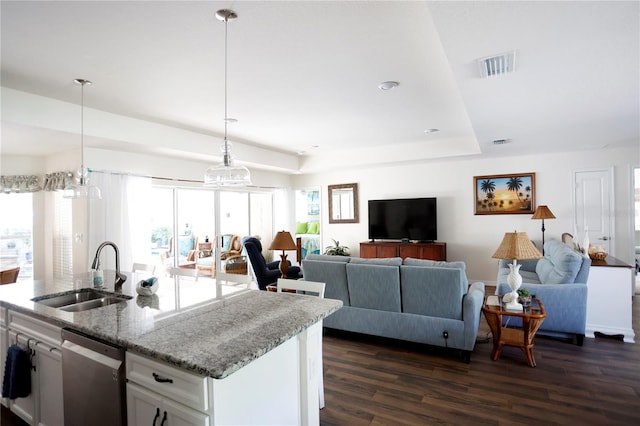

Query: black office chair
left=242, top=237, right=301, bottom=290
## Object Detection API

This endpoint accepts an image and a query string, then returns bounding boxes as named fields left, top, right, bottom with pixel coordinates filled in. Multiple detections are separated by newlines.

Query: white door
left=573, top=169, right=614, bottom=255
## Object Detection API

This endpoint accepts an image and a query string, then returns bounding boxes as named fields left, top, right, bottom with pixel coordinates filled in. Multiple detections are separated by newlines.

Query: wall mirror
left=328, top=183, right=359, bottom=224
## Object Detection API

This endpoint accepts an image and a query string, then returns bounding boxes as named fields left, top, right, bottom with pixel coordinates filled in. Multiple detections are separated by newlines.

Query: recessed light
left=424, top=129, right=439, bottom=134
left=378, top=81, right=399, bottom=91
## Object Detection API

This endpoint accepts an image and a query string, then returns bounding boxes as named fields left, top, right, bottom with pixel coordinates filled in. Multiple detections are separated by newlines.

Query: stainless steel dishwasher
left=61, top=328, right=126, bottom=426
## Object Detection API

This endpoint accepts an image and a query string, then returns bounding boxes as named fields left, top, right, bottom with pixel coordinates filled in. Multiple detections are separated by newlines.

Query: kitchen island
left=0, top=273, right=342, bottom=425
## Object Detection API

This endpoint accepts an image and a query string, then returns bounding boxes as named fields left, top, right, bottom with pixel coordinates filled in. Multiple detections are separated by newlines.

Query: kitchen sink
left=32, top=289, right=132, bottom=311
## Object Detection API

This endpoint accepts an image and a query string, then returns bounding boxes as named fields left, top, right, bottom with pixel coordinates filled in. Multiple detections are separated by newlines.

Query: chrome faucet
left=91, top=241, right=127, bottom=289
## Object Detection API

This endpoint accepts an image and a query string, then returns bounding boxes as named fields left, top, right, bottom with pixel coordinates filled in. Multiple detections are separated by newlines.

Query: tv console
left=360, top=241, right=446, bottom=261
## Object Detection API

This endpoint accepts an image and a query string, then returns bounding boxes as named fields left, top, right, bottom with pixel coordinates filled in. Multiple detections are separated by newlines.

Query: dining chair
left=170, top=267, right=199, bottom=281
left=0, top=266, right=20, bottom=284
left=277, top=278, right=327, bottom=409
left=277, top=278, right=325, bottom=297
left=132, top=262, right=156, bottom=274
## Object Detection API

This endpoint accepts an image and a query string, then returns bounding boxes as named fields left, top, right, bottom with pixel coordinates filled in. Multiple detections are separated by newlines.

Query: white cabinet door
left=1, top=323, right=7, bottom=407
left=127, top=383, right=163, bottom=426
left=36, top=345, right=63, bottom=426
left=127, top=382, right=208, bottom=426
left=164, top=398, right=209, bottom=426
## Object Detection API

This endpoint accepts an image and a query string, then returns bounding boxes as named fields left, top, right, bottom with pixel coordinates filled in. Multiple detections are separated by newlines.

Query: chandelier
left=204, top=9, right=252, bottom=187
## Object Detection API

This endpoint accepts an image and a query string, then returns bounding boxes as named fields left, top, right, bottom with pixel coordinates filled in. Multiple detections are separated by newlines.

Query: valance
left=42, top=171, right=73, bottom=192
left=0, top=171, right=73, bottom=194
left=0, top=175, right=41, bottom=193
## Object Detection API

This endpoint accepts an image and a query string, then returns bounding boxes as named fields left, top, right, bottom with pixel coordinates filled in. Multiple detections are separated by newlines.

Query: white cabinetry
left=1, top=306, right=7, bottom=407
left=127, top=382, right=209, bottom=426
left=127, top=329, right=317, bottom=426
left=586, top=257, right=635, bottom=343
left=5, top=310, right=63, bottom=426
left=126, top=351, right=210, bottom=426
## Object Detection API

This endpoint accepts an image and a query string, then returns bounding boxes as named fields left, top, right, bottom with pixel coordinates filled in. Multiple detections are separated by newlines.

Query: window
left=0, top=193, right=35, bottom=281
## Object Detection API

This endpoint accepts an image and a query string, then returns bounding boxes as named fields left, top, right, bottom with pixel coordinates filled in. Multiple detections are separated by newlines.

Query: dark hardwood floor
left=3, top=286, right=639, bottom=425
left=320, top=287, right=640, bottom=425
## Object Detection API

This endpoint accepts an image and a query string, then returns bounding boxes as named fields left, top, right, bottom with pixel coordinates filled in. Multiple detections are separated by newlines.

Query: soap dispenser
left=92, top=268, right=104, bottom=287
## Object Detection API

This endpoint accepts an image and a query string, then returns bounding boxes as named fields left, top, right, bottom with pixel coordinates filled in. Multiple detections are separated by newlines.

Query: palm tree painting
left=474, top=173, right=535, bottom=215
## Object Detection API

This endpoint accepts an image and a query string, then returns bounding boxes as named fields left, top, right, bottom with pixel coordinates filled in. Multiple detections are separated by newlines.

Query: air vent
left=492, top=139, right=511, bottom=145
left=478, top=51, right=517, bottom=78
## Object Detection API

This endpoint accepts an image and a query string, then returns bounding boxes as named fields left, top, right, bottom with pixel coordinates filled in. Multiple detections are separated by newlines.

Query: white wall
left=292, top=146, right=640, bottom=284
left=4, top=145, right=638, bottom=283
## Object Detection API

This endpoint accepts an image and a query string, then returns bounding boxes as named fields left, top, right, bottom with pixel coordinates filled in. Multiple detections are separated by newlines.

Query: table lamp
left=269, top=231, right=298, bottom=278
left=492, top=231, right=542, bottom=311
left=531, top=205, right=555, bottom=255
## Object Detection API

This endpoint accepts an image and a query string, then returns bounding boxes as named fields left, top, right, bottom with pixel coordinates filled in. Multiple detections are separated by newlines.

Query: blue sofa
left=496, top=239, right=591, bottom=345
left=302, top=254, right=485, bottom=362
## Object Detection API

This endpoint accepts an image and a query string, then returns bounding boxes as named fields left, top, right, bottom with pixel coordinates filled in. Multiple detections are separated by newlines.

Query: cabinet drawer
left=8, top=311, right=61, bottom=347
left=126, top=352, right=209, bottom=412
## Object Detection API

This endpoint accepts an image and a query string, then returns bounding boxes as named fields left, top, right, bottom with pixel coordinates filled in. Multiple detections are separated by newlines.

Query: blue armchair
left=242, top=237, right=301, bottom=290
left=497, top=239, right=591, bottom=345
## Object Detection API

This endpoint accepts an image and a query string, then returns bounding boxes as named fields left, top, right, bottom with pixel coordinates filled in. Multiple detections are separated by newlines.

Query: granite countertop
left=0, top=272, right=342, bottom=379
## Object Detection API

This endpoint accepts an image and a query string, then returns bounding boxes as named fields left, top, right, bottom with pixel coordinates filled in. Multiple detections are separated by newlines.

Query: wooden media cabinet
left=360, top=241, right=446, bottom=261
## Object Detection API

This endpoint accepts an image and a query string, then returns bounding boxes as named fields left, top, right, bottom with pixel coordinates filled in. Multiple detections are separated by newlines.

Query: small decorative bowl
left=589, top=252, right=608, bottom=261
left=136, top=277, right=159, bottom=296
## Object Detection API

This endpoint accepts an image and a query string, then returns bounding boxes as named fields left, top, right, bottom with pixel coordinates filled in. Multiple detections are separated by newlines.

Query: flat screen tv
left=368, top=197, right=437, bottom=242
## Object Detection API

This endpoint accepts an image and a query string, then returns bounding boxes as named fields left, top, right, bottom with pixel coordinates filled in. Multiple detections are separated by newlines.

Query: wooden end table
left=482, top=295, right=546, bottom=367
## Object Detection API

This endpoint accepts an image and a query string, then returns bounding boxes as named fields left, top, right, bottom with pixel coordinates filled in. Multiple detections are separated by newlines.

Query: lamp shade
left=531, top=205, right=556, bottom=220
left=491, top=231, right=542, bottom=260
left=269, top=231, right=297, bottom=251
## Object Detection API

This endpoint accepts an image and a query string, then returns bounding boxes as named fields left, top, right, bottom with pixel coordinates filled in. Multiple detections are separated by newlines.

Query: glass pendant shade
left=64, top=167, right=102, bottom=199
left=63, top=78, right=102, bottom=199
left=204, top=139, right=251, bottom=186
left=204, top=9, right=252, bottom=187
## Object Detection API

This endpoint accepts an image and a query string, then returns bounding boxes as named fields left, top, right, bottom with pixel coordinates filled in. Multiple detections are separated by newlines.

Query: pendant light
left=204, top=9, right=252, bottom=187
left=63, top=78, right=102, bottom=199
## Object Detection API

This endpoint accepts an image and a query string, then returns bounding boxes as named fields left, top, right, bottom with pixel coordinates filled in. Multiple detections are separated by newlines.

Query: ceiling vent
left=478, top=51, right=516, bottom=78
left=492, top=138, right=511, bottom=145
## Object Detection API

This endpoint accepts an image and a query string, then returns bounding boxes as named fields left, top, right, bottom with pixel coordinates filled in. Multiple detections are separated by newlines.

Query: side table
left=482, top=295, right=546, bottom=367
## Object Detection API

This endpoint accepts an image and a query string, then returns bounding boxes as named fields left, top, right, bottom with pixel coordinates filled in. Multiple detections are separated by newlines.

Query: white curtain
left=88, top=172, right=152, bottom=272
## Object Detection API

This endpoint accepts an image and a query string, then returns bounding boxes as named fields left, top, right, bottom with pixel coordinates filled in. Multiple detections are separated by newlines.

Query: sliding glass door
left=148, top=185, right=273, bottom=281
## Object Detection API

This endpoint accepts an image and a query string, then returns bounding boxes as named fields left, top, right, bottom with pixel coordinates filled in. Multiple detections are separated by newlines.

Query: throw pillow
left=308, top=222, right=320, bottom=234
left=296, top=221, right=308, bottom=234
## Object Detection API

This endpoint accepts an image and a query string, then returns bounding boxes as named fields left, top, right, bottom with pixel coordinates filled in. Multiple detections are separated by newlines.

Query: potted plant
left=517, top=288, right=532, bottom=307
left=324, top=239, right=350, bottom=256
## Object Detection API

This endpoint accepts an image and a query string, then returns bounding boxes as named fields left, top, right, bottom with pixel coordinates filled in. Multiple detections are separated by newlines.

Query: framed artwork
left=474, top=173, right=536, bottom=215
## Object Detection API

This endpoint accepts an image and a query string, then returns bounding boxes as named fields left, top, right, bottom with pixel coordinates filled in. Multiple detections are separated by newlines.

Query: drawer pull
left=152, top=372, right=173, bottom=383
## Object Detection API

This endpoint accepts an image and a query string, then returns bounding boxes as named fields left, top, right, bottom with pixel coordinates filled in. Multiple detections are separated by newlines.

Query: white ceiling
left=1, top=1, right=638, bottom=174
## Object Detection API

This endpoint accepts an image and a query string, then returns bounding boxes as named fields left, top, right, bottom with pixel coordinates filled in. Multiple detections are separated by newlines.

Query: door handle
left=598, top=236, right=609, bottom=241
